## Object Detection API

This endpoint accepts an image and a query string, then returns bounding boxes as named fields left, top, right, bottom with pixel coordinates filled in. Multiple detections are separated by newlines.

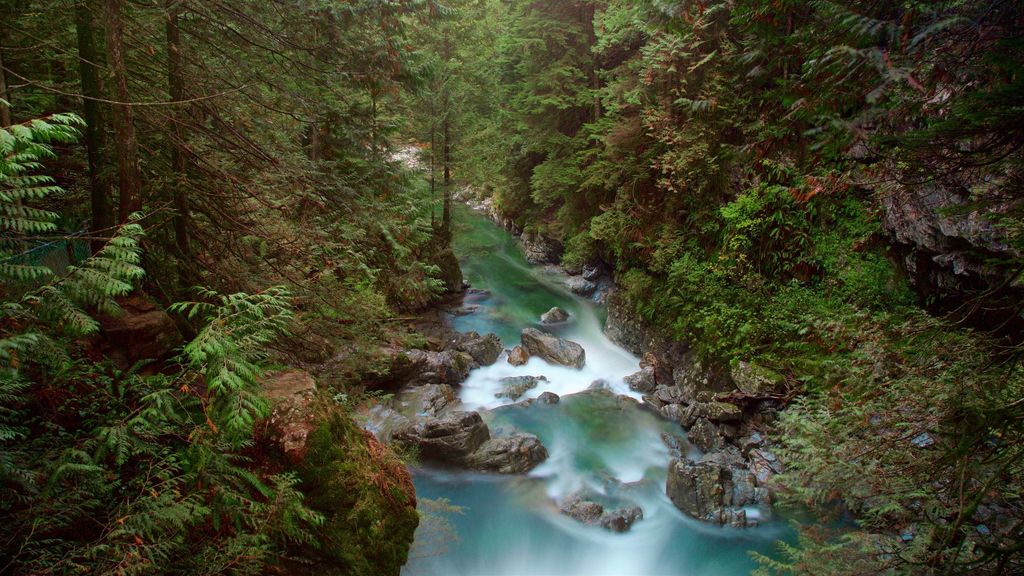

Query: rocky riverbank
left=450, top=195, right=788, bottom=529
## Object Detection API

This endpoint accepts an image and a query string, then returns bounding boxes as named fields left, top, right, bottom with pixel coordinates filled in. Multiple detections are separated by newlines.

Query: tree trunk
left=104, top=0, right=142, bottom=223
left=75, top=0, right=112, bottom=252
left=441, top=30, right=451, bottom=235
left=0, top=25, right=12, bottom=127
left=165, top=0, right=189, bottom=254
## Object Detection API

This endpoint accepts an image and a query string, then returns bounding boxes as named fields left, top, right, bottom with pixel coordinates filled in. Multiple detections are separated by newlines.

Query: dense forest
left=1, top=0, right=1021, bottom=575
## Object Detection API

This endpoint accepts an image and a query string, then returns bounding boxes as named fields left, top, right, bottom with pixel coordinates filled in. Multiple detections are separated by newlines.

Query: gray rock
left=540, top=306, right=570, bottom=324
left=654, top=385, right=683, bottom=405
left=666, top=451, right=762, bottom=527
left=464, top=433, right=548, bottom=473
left=624, top=366, right=657, bottom=393
left=507, top=345, right=529, bottom=366
left=404, top=349, right=474, bottom=385
left=393, top=411, right=490, bottom=464
left=495, top=375, right=548, bottom=400
left=456, top=332, right=504, bottom=367
left=521, top=328, right=586, bottom=369
left=538, top=391, right=560, bottom=404
left=600, top=506, right=643, bottom=533
left=739, top=432, right=765, bottom=457
left=402, top=383, right=457, bottom=417
left=660, top=403, right=689, bottom=426
left=521, top=232, right=563, bottom=265
left=565, top=276, right=597, bottom=297
left=749, top=448, right=784, bottom=484
left=559, top=494, right=644, bottom=533
left=588, top=379, right=612, bottom=391
left=688, top=417, right=725, bottom=452
left=731, top=361, right=784, bottom=396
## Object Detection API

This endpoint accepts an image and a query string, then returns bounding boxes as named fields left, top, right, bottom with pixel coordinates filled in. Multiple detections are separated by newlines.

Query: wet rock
left=262, top=369, right=318, bottom=463
left=688, top=417, right=725, bottom=452
left=588, top=379, right=612, bottom=391
left=451, top=305, right=480, bottom=316
left=393, top=411, right=490, bottom=464
left=731, top=361, right=784, bottom=396
left=495, top=375, right=548, bottom=400
left=559, top=494, right=644, bottom=533
left=507, top=345, right=529, bottom=366
left=661, top=432, right=687, bottom=458
left=660, top=403, right=689, bottom=426
left=600, top=506, right=644, bottom=533
left=666, top=452, right=761, bottom=527
left=464, top=433, right=548, bottom=473
left=456, top=332, right=503, bottom=367
left=624, top=366, right=657, bottom=393
left=560, top=495, right=604, bottom=524
left=617, top=395, right=640, bottom=410
left=538, top=391, right=560, bottom=404
left=521, top=327, right=586, bottom=369
left=540, top=306, right=570, bottom=324
left=565, top=276, right=597, bottom=297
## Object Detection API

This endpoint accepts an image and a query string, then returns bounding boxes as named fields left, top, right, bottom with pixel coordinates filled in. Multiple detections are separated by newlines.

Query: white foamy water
left=403, top=207, right=789, bottom=576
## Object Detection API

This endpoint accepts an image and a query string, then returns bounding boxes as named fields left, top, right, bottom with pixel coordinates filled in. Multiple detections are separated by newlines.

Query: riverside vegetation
left=1, top=1, right=1022, bottom=576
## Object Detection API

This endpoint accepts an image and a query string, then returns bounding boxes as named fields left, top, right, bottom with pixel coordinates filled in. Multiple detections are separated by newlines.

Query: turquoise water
left=402, top=207, right=788, bottom=576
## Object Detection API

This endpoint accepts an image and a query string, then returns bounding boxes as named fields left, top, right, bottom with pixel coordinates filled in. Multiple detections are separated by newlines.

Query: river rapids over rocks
left=399, top=207, right=789, bottom=575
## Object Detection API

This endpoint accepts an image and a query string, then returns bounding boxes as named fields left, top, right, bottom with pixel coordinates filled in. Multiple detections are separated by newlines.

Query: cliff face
left=876, top=175, right=1021, bottom=326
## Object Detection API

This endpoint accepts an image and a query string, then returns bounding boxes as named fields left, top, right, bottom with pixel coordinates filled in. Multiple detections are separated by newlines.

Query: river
left=402, top=206, right=789, bottom=576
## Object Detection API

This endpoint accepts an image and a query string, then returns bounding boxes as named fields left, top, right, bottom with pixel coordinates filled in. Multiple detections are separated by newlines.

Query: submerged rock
left=507, top=345, right=529, bottom=366
left=521, top=327, right=586, bottom=369
left=464, top=434, right=548, bottom=473
left=495, top=375, right=548, bottom=400
left=540, top=306, right=570, bottom=324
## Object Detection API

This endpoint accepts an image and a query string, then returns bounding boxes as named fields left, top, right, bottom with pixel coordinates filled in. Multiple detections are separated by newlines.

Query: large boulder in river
left=464, top=434, right=548, bottom=473
left=521, top=328, right=586, bottom=369
left=455, top=331, right=503, bottom=367
left=495, top=375, right=548, bottom=400
left=392, top=411, right=490, bottom=464
left=540, top=306, right=570, bottom=324
left=666, top=451, right=766, bottom=527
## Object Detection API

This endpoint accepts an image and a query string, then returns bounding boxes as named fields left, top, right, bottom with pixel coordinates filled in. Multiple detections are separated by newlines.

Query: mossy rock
left=289, top=409, right=419, bottom=576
